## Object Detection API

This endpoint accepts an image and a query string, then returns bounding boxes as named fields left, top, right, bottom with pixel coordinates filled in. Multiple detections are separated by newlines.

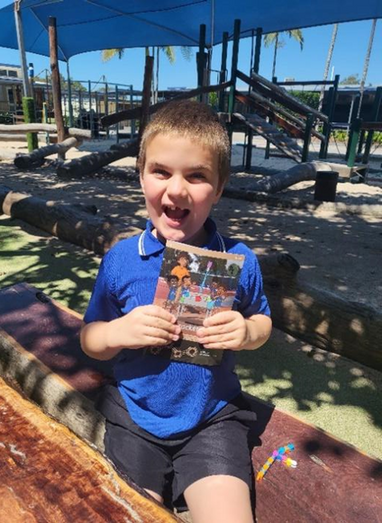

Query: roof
left=0, top=1, right=381, bottom=60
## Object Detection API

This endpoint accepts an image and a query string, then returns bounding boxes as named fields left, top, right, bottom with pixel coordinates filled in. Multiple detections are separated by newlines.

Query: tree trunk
left=318, top=24, right=338, bottom=113
left=272, top=34, right=278, bottom=79
left=14, top=137, right=80, bottom=169
left=56, top=138, right=139, bottom=178
left=357, top=19, right=377, bottom=117
left=49, top=17, right=66, bottom=159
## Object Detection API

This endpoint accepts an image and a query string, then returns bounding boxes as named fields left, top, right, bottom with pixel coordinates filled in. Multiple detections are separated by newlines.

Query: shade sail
left=0, top=0, right=381, bottom=60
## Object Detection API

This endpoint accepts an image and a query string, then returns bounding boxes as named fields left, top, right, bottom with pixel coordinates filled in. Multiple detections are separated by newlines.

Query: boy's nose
left=166, top=175, right=188, bottom=199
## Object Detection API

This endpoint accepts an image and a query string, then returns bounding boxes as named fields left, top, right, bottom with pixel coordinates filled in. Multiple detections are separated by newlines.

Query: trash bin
left=314, top=171, right=339, bottom=202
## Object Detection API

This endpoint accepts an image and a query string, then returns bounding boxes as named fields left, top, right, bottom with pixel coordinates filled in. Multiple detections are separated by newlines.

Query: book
left=148, top=240, right=245, bottom=366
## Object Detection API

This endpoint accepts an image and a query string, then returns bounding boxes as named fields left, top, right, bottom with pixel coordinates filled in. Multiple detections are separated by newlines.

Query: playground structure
left=1, top=17, right=381, bottom=178
left=1, top=10, right=382, bottom=522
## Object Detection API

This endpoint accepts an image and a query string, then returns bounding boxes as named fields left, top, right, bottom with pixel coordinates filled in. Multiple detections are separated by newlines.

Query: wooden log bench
left=0, top=283, right=381, bottom=522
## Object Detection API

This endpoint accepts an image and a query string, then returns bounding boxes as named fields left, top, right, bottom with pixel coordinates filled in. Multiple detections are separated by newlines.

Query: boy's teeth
left=165, top=206, right=188, bottom=219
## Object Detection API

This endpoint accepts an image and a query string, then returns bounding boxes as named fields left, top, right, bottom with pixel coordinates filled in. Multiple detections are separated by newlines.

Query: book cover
left=148, top=240, right=245, bottom=366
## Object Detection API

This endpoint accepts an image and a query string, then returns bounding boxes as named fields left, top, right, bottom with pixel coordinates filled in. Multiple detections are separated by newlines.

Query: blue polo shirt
left=84, top=218, right=270, bottom=438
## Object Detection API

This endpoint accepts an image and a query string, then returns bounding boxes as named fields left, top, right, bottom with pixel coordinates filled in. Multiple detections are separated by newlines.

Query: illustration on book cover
left=149, top=240, right=245, bottom=366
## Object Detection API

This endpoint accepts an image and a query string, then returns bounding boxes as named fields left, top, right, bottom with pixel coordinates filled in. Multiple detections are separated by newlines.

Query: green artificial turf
left=1, top=217, right=381, bottom=461
left=0, top=217, right=99, bottom=313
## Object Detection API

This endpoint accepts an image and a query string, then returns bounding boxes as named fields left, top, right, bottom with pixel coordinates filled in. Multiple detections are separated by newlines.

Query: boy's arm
left=80, top=305, right=181, bottom=361
left=196, top=311, right=272, bottom=351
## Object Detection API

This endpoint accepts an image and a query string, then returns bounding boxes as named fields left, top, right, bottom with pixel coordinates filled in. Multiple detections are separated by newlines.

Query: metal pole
left=362, top=86, right=382, bottom=164
left=14, top=1, right=31, bottom=97
left=130, top=85, right=136, bottom=137
left=228, top=19, right=241, bottom=118
left=115, top=85, right=119, bottom=143
left=88, top=80, right=93, bottom=137
left=253, top=27, right=262, bottom=75
left=66, top=60, right=73, bottom=127
left=105, top=82, right=109, bottom=139
left=218, top=31, right=228, bottom=112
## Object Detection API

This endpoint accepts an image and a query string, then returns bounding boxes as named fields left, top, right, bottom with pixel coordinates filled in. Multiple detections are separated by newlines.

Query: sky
left=0, top=1, right=381, bottom=91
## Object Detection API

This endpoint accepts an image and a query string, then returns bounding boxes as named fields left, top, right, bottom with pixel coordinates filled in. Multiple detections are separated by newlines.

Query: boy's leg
left=97, top=384, right=173, bottom=503
left=184, top=475, right=253, bottom=523
left=172, top=401, right=257, bottom=520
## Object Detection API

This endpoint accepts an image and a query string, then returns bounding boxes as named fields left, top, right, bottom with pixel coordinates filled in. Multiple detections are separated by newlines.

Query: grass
left=1, top=217, right=381, bottom=461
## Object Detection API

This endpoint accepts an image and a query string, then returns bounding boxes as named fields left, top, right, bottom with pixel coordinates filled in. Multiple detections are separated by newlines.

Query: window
left=8, top=89, right=15, bottom=104
left=0, top=69, right=7, bottom=76
left=8, top=70, right=18, bottom=78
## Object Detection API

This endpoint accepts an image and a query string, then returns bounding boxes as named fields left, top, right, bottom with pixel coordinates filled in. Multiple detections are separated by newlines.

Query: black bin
left=314, top=171, right=339, bottom=202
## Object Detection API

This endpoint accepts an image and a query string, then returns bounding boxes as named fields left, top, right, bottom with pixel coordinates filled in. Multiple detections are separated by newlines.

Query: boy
left=80, top=100, right=272, bottom=523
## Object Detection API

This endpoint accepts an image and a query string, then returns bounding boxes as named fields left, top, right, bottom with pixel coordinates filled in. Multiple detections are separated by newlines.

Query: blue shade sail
left=0, top=0, right=381, bottom=60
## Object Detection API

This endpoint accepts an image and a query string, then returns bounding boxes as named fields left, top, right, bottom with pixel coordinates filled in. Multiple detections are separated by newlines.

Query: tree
left=101, top=48, right=125, bottom=62
left=318, top=24, right=338, bottom=113
left=358, top=19, right=378, bottom=116
left=264, top=29, right=304, bottom=79
left=340, top=74, right=360, bottom=85
left=101, top=46, right=192, bottom=104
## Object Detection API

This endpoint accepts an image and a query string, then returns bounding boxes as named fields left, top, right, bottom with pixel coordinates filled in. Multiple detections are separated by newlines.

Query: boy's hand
left=196, top=311, right=250, bottom=351
left=109, top=305, right=181, bottom=350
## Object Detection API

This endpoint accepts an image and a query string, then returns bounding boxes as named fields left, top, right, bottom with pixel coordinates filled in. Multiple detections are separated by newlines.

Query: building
left=0, top=63, right=23, bottom=114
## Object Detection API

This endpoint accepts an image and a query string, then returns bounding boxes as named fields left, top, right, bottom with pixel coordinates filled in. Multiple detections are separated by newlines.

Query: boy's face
left=140, top=133, right=223, bottom=245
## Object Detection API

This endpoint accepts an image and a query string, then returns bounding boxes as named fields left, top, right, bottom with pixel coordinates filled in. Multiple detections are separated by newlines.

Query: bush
left=289, top=90, right=320, bottom=110
left=0, top=111, right=13, bottom=124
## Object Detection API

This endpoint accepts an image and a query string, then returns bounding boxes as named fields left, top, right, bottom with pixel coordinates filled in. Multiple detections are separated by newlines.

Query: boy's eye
left=154, top=169, right=170, bottom=178
left=189, top=172, right=206, bottom=181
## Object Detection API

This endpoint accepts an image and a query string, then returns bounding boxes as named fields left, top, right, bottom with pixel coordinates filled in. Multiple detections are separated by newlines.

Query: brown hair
left=138, top=100, right=231, bottom=188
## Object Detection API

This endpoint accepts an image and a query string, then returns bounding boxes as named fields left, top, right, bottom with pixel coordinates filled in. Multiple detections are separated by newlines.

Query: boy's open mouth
left=164, top=206, right=190, bottom=221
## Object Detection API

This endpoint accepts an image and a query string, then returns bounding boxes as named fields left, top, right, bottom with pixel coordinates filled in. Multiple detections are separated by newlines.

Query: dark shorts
left=97, top=384, right=259, bottom=511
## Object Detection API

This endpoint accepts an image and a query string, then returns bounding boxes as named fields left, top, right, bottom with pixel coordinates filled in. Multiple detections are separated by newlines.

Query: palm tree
left=264, top=29, right=304, bottom=79
left=358, top=19, right=378, bottom=117
left=101, top=48, right=125, bottom=62
left=318, top=24, right=338, bottom=113
left=101, top=46, right=192, bottom=103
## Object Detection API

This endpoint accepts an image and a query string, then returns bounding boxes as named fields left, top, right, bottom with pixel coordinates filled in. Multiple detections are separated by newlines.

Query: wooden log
left=0, top=283, right=380, bottom=523
left=0, top=185, right=130, bottom=255
left=246, top=393, right=382, bottom=523
left=0, top=378, right=178, bottom=522
left=0, top=133, right=29, bottom=141
left=259, top=253, right=382, bottom=371
left=56, top=138, right=139, bottom=178
left=0, top=123, right=91, bottom=139
left=238, top=161, right=329, bottom=194
left=49, top=16, right=66, bottom=158
left=140, top=55, right=154, bottom=139
left=101, top=80, right=232, bottom=128
left=14, top=137, right=80, bottom=169
left=1, top=185, right=380, bottom=370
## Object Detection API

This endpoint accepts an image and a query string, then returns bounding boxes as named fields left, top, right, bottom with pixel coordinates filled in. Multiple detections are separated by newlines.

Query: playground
left=0, top=1, right=382, bottom=522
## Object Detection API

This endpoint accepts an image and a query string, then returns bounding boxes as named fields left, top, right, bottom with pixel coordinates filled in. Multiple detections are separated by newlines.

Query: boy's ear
left=139, top=172, right=145, bottom=194
left=213, top=184, right=225, bottom=204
